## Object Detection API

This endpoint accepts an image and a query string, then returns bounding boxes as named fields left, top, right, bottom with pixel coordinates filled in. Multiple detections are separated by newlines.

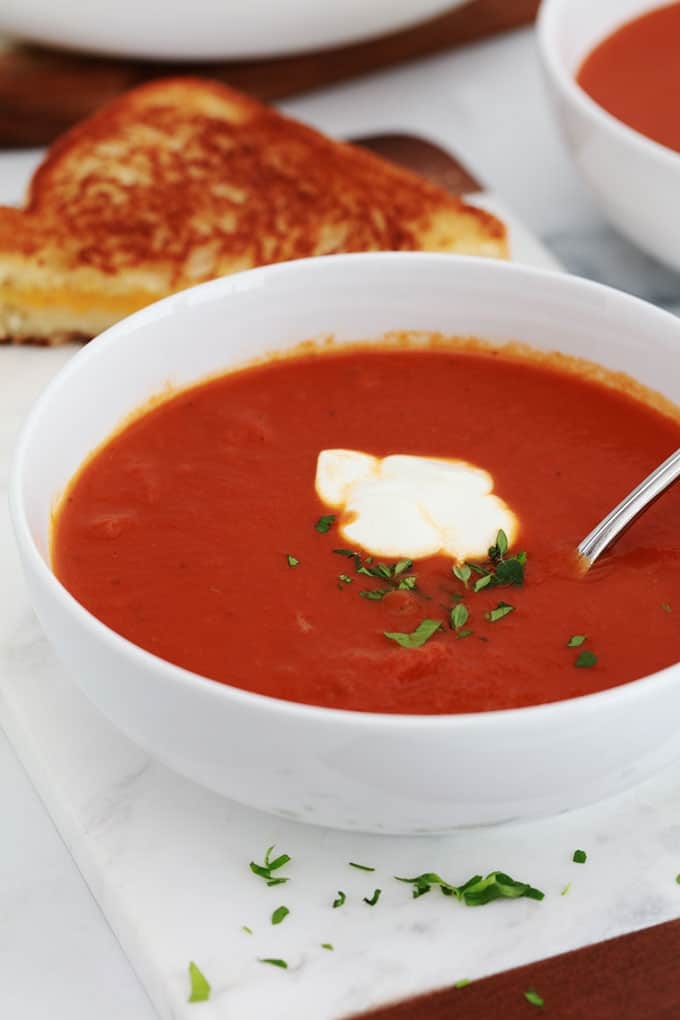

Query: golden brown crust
left=0, top=77, right=507, bottom=344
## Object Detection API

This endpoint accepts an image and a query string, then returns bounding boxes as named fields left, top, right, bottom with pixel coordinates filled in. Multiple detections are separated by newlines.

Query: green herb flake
left=271, top=905, right=290, bottom=925
left=259, top=958, right=288, bottom=969
left=454, top=978, right=471, bottom=989
left=456, top=628, right=474, bottom=640
left=572, top=849, right=587, bottom=864
left=187, top=961, right=211, bottom=1003
left=363, top=888, right=382, bottom=906
left=242, top=925, right=253, bottom=934
left=349, top=862, right=375, bottom=872
left=333, top=891, right=346, bottom=908
left=561, top=883, right=572, bottom=897
left=675, top=874, right=680, bottom=885
left=395, top=870, right=544, bottom=906
left=489, top=528, right=509, bottom=561
left=567, top=634, right=587, bottom=647
left=250, top=845, right=291, bottom=886
left=485, top=601, right=514, bottom=623
left=524, top=988, right=544, bottom=1008
left=286, top=554, right=300, bottom=568
left=397, top=575, right=417, bottom=591
left=451, top=603, right=469, bottom=631
left=473, top=574, right=493, bottom=593
left=575, top=651, right=597, bottom=669
left=662, top=602, right=672, bottom=613
left=453, top=563, right=472, bottom=587
left=321, top=943, right=334, bottom=951
left=315, top=514, right=336, bottom=534
left=338, top=574, right=352, bottom=585
left=384, top=619, right=441, bottom=649
left=394, top=559, right=414, bottom=576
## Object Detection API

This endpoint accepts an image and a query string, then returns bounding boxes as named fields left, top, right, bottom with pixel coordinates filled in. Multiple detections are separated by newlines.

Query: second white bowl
left=538, top=0, right=680, bottom=272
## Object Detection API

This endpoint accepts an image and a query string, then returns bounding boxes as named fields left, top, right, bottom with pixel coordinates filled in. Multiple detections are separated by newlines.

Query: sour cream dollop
left=315, top=449, right=518, bottom=562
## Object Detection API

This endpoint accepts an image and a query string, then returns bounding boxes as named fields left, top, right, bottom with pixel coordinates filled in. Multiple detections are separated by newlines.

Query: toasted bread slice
left=0, top=78, right=507, bottom=345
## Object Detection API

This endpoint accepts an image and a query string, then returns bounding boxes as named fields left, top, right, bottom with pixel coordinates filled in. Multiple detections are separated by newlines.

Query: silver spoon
left=578, top=447, right=680, bottom=569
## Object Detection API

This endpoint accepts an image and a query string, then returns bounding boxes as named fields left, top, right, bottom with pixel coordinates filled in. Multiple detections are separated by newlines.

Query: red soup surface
left=52, top=344, right=680, bottom=715
left=577, top=2, right=680, bottom=153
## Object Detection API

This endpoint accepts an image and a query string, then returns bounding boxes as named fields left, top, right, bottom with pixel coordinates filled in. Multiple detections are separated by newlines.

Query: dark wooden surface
left=356, top=917, right=680, bottom=1019
left=0, top=0, right=540, bottom=147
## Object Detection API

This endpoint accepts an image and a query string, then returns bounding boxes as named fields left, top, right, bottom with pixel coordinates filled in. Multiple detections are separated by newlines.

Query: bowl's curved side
left=537, top=0, right=680, bottom=271
left=10, top=253, right=680, bottom=833
left=0, top=0, right=459, bottom=61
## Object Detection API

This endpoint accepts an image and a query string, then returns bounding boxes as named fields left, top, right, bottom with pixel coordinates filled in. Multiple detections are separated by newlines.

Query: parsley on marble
left=259, top=958, right=288, bottom=969
left=187, top=961, right=211, bottom=1003
left=250, top=845, right=291, bottom=886
left=271, top=905, right=290, bottom=925
left=363, top=888, right=382, bottom=906
left=395, top=870, right=544, bottom=905
left=332, top=891, right=346, bottom=908
left=321, top=943, right=334, bottom=951
left=454, top=978, right=471, bottom=989
left=349, top=862, right=375, bottom=872
left=572, top=849, right=587, bottom=864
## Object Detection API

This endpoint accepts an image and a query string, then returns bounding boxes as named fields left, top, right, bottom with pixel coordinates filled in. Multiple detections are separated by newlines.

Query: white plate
left=0, top=0, right=463, bottom=61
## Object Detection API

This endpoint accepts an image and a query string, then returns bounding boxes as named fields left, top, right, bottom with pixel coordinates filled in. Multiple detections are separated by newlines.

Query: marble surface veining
left=2, top=24, right=680, bottom=1020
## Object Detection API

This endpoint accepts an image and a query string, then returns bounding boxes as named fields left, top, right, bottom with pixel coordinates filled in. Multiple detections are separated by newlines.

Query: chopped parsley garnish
left=524, top=988, right=544, bottom=1008
left=259, top=958, right=288, bottom=969
left=333, top=891, right=346, bottom=908
left=467, top=531, right=527, bottom=591
left=321, top=943, right=334, bottom=951
left=567, top=634, right=587, bottom=647
left=451, top=603, right=469, bottom=631
left=271, top=905, right=290, bottom=925
left=395, top=870, right=544, bottom=905
left=572, top=849, right=587, bottom=864
left=338, top=574, right=353, bottom=585
left=575, top=650, right=597, bottom=669
left=360, top=588, right=392, bottom=601
left=187, top=961, right=211, bottom=1003
left=286, top=554, right=300, bottom=568
left=454, top=978, right=471, bottom=989
left=456, top=628, right=474, bottom=640
left=250, top=845, right=291, bottom=886
left=662, top=602, right=672, bottom=613
left=349, top=862, right=375, bottom=872
left=363, top=888, right=382, bottom=906
left=453, top=563, right=472, bottom=587
left=315, top=514, right=336, bottom=534
left=485, top=601, right=514, bottom=623
left=242, top=925, right=253, bottom=934
left=489, top=528, right=509, bottom=560
left=334, top=548, right=362, bottom=564
left=384, top=619, right=441, bottom=648
left=561, top=883, right=571, bottom=896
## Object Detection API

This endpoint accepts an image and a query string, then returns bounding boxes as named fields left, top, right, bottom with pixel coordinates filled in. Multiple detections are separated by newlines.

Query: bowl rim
left=537, top=0, right=680, bottom=172
left=9, top=250, right=680, bottom=732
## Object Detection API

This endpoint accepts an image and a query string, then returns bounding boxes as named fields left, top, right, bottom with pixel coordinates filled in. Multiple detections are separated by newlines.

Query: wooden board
left=358, top=917, right=680, bottom=1019
left=0, top=0, right=539, bottom=147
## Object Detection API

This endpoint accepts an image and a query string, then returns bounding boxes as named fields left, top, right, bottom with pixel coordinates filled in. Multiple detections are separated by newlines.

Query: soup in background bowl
left=538, top=0, right=680, bottom=271
left=9, top=253, right=680, bottom=833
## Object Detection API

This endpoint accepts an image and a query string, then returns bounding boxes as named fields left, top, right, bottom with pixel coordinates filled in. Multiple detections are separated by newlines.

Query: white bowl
left=537, top=0, right=680, bottom=272
left=0, top=0, right=460, bottom=61
left=9, top=253, right=680, bottom=834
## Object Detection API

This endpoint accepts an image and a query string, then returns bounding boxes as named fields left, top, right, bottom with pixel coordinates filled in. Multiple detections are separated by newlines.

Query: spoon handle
left=578, top=447, right=680, bottom=568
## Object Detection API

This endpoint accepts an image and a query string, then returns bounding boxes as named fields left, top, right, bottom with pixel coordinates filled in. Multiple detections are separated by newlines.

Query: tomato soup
left=577, top=3, right=680, bottom=153
left=52, top=344, right=680, bottom=715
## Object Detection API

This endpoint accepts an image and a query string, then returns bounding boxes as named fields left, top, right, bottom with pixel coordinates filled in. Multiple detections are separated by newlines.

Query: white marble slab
left=2, top=24, right=680, bottom=1020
